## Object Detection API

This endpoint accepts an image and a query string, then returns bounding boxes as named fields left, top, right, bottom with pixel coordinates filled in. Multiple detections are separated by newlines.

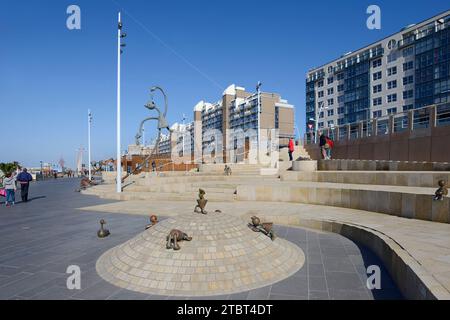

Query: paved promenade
left=0, top=179, right=401, bottom=299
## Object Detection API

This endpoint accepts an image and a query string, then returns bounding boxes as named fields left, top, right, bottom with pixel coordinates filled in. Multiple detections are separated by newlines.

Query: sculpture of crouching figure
left=166, top=229, right=192, bottom=250
left=194, top=188, right=208, bottom=214
left=434, top=180, right=448, bottom=201
left=224, top=165, right=232, bottom=176
left=248, top=216, right=276, bottom=241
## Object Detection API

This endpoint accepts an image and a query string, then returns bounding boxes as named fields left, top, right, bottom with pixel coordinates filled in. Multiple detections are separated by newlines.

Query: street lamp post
left=309, top=101, right=327, bottom=143
left=88, top=109, right=92, bottom=181
left=256, top=81, right=262, bottom=163
left=116, top=12, right=126, bottom=193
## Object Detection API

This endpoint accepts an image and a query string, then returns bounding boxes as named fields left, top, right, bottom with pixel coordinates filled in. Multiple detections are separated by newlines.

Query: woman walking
left=3, top=172, right=17, bottom=207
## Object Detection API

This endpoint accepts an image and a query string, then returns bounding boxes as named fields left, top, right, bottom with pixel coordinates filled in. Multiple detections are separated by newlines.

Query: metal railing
left=304, top=102, right=450, bottom=145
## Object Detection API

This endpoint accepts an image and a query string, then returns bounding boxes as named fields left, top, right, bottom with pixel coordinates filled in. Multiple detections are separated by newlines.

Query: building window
left=403, top=104, right=414, bottom=111
left=327, top=98, right=334, bottom=106
left=387, top=67, right=397, bottom=76
left=337, top=84, right=344, bottom=92
left=327, top=109, right=334, bottom=117
left=327, top=88, right=334, bottom=95
left=387, top=52, right=397, bottom=63
left=373, top=84, right=382, bottom=93
left=337, top=95, right=344, bottom=103
left=403, top=61, right=414, bottom=71
left=318, top=80, right=324, bottom=88
left=373, top=110, right=382, bottom=118
left=403, top=90, right=414, bottom=99
left=372, top=58, right=382, bottom=68
left=318, top=91, right=324, bottom=98
left=373, top=71, right=382, bottom=81
left=387, top=94, right=397, bottom=103
left=327, top=77, right=334, bottom=84
left=338, top=106, right=344, bottom=114
left=337, top=118, right=344, bottom=125
left=402, top=47, right=414, bottom=57
left=327, top=120, right=334, bottom=127
left=387, top=80, right=397, bottom=90
left=387, top=107, right=397, bottom=114
left=337, top=73, right=344, bottom=80
left=318, top=122, right=324, bottom=128
left=403, top=75, right=414, bottom=85
left=319, top=111, right=324, bottom=118
left=373, top=97, right=382, bottom=106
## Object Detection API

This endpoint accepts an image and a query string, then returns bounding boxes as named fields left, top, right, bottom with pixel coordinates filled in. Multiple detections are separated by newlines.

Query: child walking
left=3, top=172, right=17, bottom=207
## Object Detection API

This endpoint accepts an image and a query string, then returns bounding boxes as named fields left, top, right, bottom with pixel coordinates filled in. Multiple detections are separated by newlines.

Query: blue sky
left=1, top=0, right=448, bottom=168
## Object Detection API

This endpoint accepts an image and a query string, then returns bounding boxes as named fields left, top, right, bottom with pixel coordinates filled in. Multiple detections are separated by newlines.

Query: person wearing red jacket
left=288, top=138, right=295, bottom=161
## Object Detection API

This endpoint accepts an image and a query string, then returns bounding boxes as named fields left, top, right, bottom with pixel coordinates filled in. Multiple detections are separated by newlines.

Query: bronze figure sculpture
left=145, top=215, right=158, bottom=230
left=166, top=229, right=192, bottom=250
left=97, top=219, right=110, bottom=238
left=248, top=216, right=275, bottom=241
left=434, top=180, right=448, bottom=201
left=194, top=188, right=208, bottom=214
left=224, top=165, right=232, bottom=176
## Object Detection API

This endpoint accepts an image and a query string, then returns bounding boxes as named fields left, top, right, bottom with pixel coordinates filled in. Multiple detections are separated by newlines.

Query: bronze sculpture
left=145, top=215, right=158, bottom=230
left=194, top=188, right=208, bottom=214
left=248, top=216, right=275, bottom=241
left=224, top=165, right=232, bottom=176
left=166, top=229, right=192, bottom=250
left=434, top=180, right=448, bottom=201
left=97, top=219, right=110, bottom=238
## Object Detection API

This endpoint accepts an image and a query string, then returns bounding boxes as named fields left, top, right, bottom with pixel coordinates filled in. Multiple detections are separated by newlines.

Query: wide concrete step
left=282, top=171, right=450, bottom=188
left=96, top=191, right=236, bottom=202
left=319, top=159, right=450, bottom=171
left=236, top=181, right=449, bottom=223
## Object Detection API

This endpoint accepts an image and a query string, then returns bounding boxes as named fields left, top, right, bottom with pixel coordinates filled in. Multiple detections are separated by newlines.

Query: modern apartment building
left=306, top=10, right=450, bottom=131
left=192, top=84, right=295, bottom=162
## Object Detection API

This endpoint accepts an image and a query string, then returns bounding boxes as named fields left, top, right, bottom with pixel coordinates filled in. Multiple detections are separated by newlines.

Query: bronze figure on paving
left=194, top=188, right=208, bottom=214
left=97, top=219, right=110, bottom=238
left=166, top=229, right=192, bottom=250
left=248, top=216, right=276, bottom=241
left=145, top=215, right=158, bottom=230
left=224, top=165, right=232, bottom=176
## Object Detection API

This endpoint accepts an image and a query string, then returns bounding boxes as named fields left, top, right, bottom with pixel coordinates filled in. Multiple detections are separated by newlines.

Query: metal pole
left=88, top=109, right=92, bottom=180
left=257, top=81, right=262, bottom=163
left=116, top=12, right=122, bottom=193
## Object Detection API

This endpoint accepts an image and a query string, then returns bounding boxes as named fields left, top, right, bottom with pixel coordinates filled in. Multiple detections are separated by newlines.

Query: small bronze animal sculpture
left=166, top=229, right=192, bottom=250
left=145, top=215, right=158, bottom=230
left=248, top=216, right=275, bottom=241
left=434, top=180, right=448, bottom=201
left=194, top=188, right=208, bottom=214
left=224, top=165, right=232, bottom=176
left=97, top=219, right=110, bottom=238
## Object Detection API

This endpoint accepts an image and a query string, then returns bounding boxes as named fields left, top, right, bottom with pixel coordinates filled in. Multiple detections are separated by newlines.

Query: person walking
left=152, top=160, right=156, bottom=172
left=288, top=138, right=295, bottom=161
left=3, top=172, right=17, bottom=207
left=17, top=168, right=33, bottom=202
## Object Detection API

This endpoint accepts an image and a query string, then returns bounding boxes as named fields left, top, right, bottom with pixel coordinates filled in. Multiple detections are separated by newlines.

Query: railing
left=304, top=102, right=450, bottom=145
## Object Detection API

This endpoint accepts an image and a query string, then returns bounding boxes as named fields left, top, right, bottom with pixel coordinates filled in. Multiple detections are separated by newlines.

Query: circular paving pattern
left=96, top=211, right=305, bottom=296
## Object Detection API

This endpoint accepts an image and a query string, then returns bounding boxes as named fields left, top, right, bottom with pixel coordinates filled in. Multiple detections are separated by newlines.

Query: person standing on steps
left=17, top=168, right=33, bottom=202
left=318, top=130, right=327, bottom=159
left=3, top=172, right=17, bottom=207
left=288, top=137, right=295, bottom=161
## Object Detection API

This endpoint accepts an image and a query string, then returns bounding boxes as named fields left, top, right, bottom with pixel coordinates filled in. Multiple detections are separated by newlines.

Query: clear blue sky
left=1, top=0, right=448, bottom=168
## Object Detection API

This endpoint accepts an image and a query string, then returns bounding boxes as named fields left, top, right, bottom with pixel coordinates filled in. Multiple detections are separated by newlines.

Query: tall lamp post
left=116, top=12, right=126, bottom=193
left=309, top=101, right=327, bottom=143
left=256, top=81, right=262, bottom=163
left=88, top=109, right=92, bottom=180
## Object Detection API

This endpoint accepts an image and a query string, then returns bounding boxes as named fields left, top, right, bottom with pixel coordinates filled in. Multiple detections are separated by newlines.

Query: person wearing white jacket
left=3, top=172, right=17, bottom=207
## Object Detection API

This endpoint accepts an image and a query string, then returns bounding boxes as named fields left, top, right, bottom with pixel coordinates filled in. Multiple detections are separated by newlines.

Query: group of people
left=1, top=168, right=33, bottom=207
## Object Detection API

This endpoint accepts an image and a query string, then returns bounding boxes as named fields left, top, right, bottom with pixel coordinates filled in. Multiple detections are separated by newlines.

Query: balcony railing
left=304, top=102, right=450, bottom=145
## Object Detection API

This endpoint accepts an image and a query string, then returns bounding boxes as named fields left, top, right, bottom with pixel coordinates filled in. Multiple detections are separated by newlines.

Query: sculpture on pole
left=121, top=86, right=172, bottom=184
